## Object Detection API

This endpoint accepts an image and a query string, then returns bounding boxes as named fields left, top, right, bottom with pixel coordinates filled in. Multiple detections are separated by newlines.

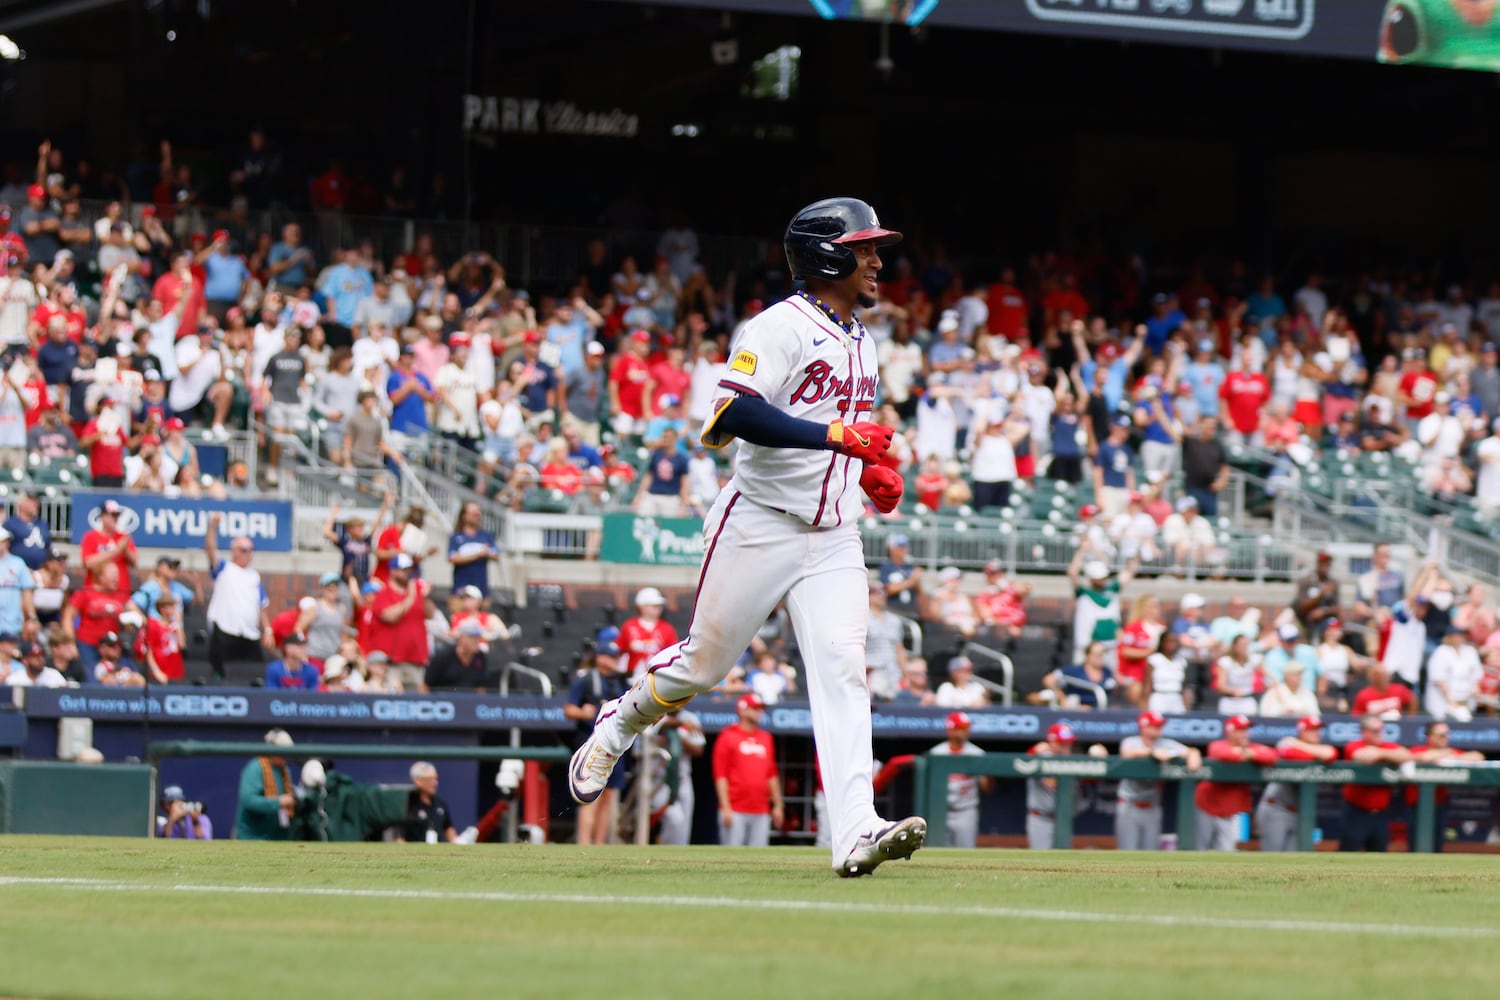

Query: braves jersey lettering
left=705, top=296, right=879, bottom=524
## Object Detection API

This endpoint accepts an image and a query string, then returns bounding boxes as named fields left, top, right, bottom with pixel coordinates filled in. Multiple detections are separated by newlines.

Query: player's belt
left=1028, top=809, right=1054, bottom=819
left=1265, top=797, right=1297, bottom=813
left=1119, top=798, right=1157, bottom=809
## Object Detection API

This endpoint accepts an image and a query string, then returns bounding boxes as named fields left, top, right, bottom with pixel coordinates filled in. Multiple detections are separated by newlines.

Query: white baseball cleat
left=567, top=735, right=620, bottom=804
left=837, top=816, right=927, bottom=878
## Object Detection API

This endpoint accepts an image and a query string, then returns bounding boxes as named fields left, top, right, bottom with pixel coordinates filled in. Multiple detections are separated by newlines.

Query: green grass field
left=3, top=838, right=1499, bottom=1000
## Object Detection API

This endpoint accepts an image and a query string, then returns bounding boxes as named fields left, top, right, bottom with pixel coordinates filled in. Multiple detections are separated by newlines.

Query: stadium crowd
left=3, top=135, right=1500, bottom=727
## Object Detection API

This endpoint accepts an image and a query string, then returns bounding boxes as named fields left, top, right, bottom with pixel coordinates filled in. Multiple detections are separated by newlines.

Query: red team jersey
left=1399, top=370, right=1438, bottom=420
left=1194, top=739, right=1277, bottom=817
left=618, top=616, right=679, bottom=678
left=610, top=355, right=651, bottom=419
left=1343, top=739, right=1401, bottom=811
left=79, top=528, right=136, bottom=588
left=1116, top=619, right=1162, bottom=682
left=713, top=725, right=778, bottom=814
left=69, top=588, right=130, bottom=646
left=1220, top=370, right=1270, bottom=436
left=142, top=617, right=184, bottom=680
left=363, top=581, right=430, bottom=665
left=1351, top=683, right=1414, bottom=718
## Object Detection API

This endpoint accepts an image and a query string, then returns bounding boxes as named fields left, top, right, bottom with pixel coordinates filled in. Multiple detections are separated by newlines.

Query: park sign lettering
left=462, top=94, right=639, bottom=138
left=68, top=491, right=294, bottom=552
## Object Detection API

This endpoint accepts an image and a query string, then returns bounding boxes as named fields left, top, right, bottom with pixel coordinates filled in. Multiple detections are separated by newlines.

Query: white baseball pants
left=592, top=490, right=879, bottom=868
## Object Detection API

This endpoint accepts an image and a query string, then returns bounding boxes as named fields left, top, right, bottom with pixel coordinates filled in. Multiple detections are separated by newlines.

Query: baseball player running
left=929, top=711, right=994, bottom=848
left=568, top=197, right=926, bottom=877
left=1116, top=710, right=1201, bottom=850
left=1255, top=715, right=1337, bottom=852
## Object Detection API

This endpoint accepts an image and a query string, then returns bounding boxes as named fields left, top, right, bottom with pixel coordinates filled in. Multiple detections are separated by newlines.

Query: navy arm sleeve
left=713, top=394, right=831, bottom=451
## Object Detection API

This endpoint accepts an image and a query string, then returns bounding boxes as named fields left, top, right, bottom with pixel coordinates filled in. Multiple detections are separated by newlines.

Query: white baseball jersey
left=704, top=295, right=879, bottom=526
left=930, top=740, right=985, bottom=813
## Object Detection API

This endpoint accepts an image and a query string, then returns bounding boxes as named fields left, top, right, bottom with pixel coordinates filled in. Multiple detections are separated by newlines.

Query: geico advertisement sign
left=372, top=699, right=456, bottom=722
left=163, top=694, right=250, bottom=718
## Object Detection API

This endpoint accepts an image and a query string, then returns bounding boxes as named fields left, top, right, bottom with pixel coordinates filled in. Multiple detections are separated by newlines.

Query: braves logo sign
left=788, top=361, right=877, bottom=414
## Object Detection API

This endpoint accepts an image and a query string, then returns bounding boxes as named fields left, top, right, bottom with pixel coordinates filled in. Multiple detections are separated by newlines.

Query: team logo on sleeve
left=731, top=350, right=757, bottom=375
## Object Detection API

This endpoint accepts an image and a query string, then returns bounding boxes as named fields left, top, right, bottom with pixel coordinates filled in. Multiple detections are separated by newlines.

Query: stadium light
left=0, top=35, right=23, bottom=60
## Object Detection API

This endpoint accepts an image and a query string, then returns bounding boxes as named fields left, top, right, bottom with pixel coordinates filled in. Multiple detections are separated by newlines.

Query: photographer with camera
left=157, top=784, right=213, bottom=840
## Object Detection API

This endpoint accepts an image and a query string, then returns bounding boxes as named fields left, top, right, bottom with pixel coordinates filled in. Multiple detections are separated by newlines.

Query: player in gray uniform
left=652, top=707, right=706, bottom=846
left=1255, top=715, right=1337, bottom=852
left=1025, top=723, right=1077, bottom=849
left=568, top=197, right=926, bottom=877
left=928, top=711, right=993, bottom=848
left=1116, top=710, right=1202, bottom=850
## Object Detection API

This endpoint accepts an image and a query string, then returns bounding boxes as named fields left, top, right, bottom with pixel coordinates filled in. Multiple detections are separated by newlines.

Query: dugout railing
left=912, top=752, right=1500, bottom=854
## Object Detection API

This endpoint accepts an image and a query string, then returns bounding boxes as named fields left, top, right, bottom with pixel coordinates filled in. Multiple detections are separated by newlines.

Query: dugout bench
left=912, top=753, right=1500, bottom=853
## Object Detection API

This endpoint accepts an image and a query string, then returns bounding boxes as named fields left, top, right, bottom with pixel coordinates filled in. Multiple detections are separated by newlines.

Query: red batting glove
left=827, top=419, right=894, bottom=465
left=860, top=464, right=903, bottom=514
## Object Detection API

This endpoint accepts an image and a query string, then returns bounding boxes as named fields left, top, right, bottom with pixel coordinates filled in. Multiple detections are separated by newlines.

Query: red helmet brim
left=834, top=227, right=902, bottom=247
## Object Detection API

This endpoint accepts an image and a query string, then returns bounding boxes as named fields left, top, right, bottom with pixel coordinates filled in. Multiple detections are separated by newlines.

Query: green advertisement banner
left=600, top=513, right=706, bottom=566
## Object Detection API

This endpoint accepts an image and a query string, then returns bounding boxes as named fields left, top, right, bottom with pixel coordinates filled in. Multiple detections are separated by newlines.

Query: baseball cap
left=523, top=330, right=542, bottom=344
left=398, top=343, right=416, bottom=356
left=361, top=581, right=382, bottom=596
left=947, top=655, right=973, bottom=672
left=1317, top=550, right=1333, bottom=562
left=1196, top=338, right=1215, bottom=353
left=1176, top=495, right=1199, bottom=513
left=322, top=656, right=350, bottom=680
left=658, top=393, right=682, bottom=410
left=99, top=631, right=121, bottom=645
left=939, top=566, right=962, bottom=582
left=139, top=434, right=161, bottom=447
left=1324, top=617, right=1342, bottom=630
left=163, top=417, right=186, bottom=432
left=161, top=785, right=185, bottom=803
left=1137, top=711, right=1166, bottom=729
left=1047, top=722, right=1076, bottom=742
left=366, top=651, right=391, bottom=664
left=459, top=584, right=483, bottom=599
left=283, top=633, right=307, bottom=647
left=1151, top=292, right=1168, bottom=305
left=983, top=559, right=1003, bottom=575
left=1224, top=714, right=1252, bottom=733
left=391, top=553, right=415, bottom=571
left=937, top=313, right=960, bottom=333
left=1113, top=414, right=1133, bottom=429
left=635, top=587, right=666, bottom=607
left=1435, top=391, right=1452, bottom=405
left=18, top=640, right=42, bottom=657
left=595, top=626, right=621, bottom=657
left=737, top=692, right=765, bottom=712
left=889, top=533, right=910, bottom=548
left=319, top=571, right=342, bottom=586
left=1180, top=593, right=1206, bottom=610
left=1277, top=623, right=1301, bottom=642
left=0, top=526, right=10, bottom=543
left=946, top=711, right=973, bottom=730
left=264, top=728, right=294, bottom=747
left=456, top=619, right=485, bottom=638
left=156, top=555, right=182, bottom=568
left=586, top=340, right=606, bottom=356
left=99, top=499, right=123, bottom=516
left=1079, top=503, right=1100, bottom=519
left=630, top=329, right=652, bottom=343
left=1098, top=342, right=1121, bottom=361
left=449, top=333, right=472, bottom=349
left=1296, top=716, right=1324, bottom=732
left=1083, top=560, right=1110, bottom=581
left=26, top=183, right=44, bottom=201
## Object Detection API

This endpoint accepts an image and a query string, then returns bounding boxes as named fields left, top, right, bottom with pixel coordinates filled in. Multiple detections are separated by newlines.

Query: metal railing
left=962, top=642, right=1015, bottom=707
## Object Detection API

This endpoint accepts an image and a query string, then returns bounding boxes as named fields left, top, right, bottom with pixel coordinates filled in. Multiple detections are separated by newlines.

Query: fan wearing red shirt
left=913, top=458, right=947, bottom=511
left=1341, top=715, right=1413, bottom=852
left=1116, top=594, right=1165, bottom=707
left=712, top=693, right=783, bottom=847
left=1403, top=720, right=1484, bottom=852
left=372, top=507, right=433, bottom=585
left=362, top=554, right=430, bottom=692
left=32, top=295, right=87, bottom=343
left=1254, top=716, right=1338, bottom=852
left=140, top=591, right=186, bottom=682
left=974, top=560, right=1028, bottom=640
left=79, top=499, right=137, bottom=588
left=618, top=586, right=679, bottom=680
left=648, top=345, right=692, bottom=417
left=66, top=561, right=136, bottom=674
left=1219, top=367, right=1270, bottom=440
left=1194, top=715, right=1276, bottom=851
left=986, top=269, right=1029, bottom=341
left=78, top=402, right=128, bottom=488
left=151, top=251, right=206, bottom=339
left=19, top=371, right=49, bottom=429
left=1041, top=274, right=1089, bottom=329
left=608, top=331, right=654, bottom=434
left=1350, top=662, right=1415, bottom=719
left=1397, top=348, right=1439, bottom=421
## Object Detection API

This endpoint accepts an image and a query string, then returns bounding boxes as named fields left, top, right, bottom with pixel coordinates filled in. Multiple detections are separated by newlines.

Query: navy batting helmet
left=784, top=197, right=902, bottom=281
